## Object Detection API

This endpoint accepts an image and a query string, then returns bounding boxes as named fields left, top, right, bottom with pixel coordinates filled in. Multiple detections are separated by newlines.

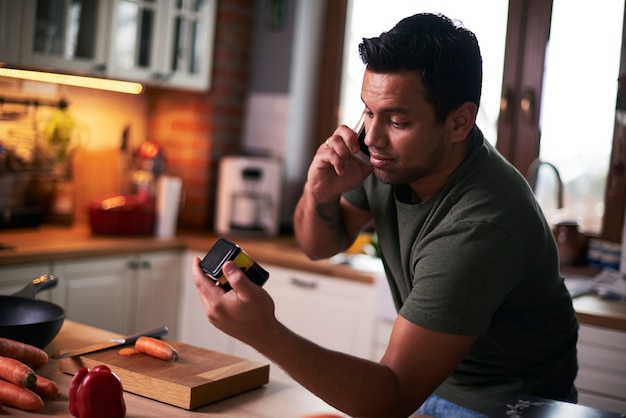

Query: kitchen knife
left=51, top=325, right=169, bottom=359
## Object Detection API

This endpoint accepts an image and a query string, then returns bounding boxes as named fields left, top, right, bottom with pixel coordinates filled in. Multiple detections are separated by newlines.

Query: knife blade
left=51, top=325, right=169, bottom=359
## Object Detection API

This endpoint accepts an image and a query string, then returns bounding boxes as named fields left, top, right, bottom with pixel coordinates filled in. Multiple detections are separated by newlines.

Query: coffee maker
left=215, top=156, right=282, bottom=237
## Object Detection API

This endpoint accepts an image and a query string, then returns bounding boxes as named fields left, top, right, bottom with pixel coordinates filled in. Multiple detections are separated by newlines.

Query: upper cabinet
left=3, top=0, right=217, bottom=91
left=20, top=0, right=110, bottom=74
left=107, top=0, right=217, bottom=90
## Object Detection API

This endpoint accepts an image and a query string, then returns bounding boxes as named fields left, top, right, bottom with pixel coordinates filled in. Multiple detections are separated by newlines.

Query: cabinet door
left=232, top=264, right=376, bottom=378
left=53, top=255, right=136, bottom=334
left=159, top=0, right=217, bottom=90
left=107, top=0, right=163, bottom=82
left=20, top=0, right=109, bottom=74
left=134, top=250, right=182, bottom=333
left=576, top=324, right=626, bottom=413
left=0, top=0, right=23, bottom=64
left=176, top=251, right=238, bottom=353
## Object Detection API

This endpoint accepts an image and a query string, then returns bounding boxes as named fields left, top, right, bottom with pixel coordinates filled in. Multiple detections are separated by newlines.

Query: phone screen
left=200, top=238, right=239, bottom=278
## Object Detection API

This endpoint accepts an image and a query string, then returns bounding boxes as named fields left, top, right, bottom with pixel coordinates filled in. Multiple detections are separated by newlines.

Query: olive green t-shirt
left=343, top=127, right=578, bottom=414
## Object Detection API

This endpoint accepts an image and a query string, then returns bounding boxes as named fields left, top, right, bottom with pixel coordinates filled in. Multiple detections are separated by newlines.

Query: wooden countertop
left=6, top=320, right=428, bottom=417
left=0, top=224, right=187, bottom=266
left=0, top=224, right=376, bottom=284
left=1, top=225, right=625, bottom=332
left=574, top=294, right=626, bottom=332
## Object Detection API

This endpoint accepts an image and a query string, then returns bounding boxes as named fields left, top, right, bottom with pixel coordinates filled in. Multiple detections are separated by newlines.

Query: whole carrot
left=0, top=380, right=43, bottom=411
left=0, top=338, right=48, bottom=369
left=33, top=374, right=59, bottom=399
left=0, top=357, right=36, bottom=387
left=135, top=336, right=179, bottom=361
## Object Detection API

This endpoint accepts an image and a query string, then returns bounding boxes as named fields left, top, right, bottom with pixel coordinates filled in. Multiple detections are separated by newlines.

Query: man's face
left=361, top=69, right=454, bottom=187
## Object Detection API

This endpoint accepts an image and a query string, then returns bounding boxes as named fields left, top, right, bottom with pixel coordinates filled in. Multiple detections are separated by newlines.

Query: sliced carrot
left=0, top=357, right=36, bottom=387
left=118, top=347, right=137, bottom=356
left=0, top=338, right=48, bottom=369
left=0, top=380, right=43, bottom=411
left=134, top=336, right=179, bottom=361
left=33, top=374, right=59, bottom=399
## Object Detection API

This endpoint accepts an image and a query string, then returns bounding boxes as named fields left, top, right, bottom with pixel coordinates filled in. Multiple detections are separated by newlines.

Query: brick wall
left=145, top=0, right=255, bottom=230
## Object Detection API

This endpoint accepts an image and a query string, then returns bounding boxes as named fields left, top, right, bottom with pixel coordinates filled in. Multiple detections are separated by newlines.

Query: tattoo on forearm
left=315, top=201, right=342, bottom=232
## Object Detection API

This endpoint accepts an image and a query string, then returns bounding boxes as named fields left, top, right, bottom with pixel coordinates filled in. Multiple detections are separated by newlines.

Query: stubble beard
left=372, top=136, right=447, bottom=186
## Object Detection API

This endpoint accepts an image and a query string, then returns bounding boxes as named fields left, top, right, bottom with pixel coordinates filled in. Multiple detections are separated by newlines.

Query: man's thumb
left=222, top=261, right=248, bottom=290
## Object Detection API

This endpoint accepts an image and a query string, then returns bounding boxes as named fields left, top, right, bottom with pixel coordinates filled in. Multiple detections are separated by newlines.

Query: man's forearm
left=254, top=320, right=407, bottom=418
left=294, top=185, right=347, bottom=259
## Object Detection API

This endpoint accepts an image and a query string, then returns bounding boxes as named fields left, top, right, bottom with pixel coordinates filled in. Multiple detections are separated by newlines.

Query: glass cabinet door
left=162, top=0, right=217, bottom=90
left=20, top=0, right=109, bottom=73
left=108, top=0, right=161, bottom=81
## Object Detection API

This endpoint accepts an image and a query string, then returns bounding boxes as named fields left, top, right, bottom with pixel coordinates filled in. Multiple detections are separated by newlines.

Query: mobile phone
left=352, top=110, right=371, bottom=166
left=200, top=238, right=269, bottom=291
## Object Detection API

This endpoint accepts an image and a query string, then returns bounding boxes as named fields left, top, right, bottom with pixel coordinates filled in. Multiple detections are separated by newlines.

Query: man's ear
left=448, top=102, right=478, bottom=143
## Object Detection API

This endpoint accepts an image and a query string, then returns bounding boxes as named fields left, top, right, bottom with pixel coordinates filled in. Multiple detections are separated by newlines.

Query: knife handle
left=112, top=325, right=169, bottom=344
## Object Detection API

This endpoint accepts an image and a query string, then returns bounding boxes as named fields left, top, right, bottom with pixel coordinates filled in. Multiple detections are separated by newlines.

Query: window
left=535, top=0, right=623, bottom=233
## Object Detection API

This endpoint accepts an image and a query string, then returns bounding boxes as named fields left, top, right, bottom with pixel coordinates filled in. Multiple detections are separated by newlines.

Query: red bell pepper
left=69, top=365, right=126, bottom=418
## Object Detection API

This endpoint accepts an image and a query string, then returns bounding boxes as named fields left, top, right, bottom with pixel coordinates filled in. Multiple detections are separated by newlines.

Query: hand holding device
left=200, top=238, right=269, bottom=291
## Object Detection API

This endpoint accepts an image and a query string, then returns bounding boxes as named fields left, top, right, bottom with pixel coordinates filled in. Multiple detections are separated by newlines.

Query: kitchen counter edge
left=0, top=225, right=377, bottom=284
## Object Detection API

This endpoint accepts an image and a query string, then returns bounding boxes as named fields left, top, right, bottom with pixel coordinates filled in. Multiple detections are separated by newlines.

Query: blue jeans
left=416, top=387, right=578, bottom=417
left=416, top=394, right=489, bottom=418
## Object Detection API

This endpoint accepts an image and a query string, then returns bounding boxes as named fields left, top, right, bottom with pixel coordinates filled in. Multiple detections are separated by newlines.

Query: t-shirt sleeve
left=342, top=181, right=370, bottom=211
left=399, top=220, right=523, bottom=336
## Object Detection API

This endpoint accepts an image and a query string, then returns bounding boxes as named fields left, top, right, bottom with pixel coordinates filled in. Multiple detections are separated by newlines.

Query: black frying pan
left=0, top=275, right=65, bottom=348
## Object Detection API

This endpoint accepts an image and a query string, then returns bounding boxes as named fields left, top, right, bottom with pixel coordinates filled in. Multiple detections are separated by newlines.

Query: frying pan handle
left=12, top=275, right=59, bottom=299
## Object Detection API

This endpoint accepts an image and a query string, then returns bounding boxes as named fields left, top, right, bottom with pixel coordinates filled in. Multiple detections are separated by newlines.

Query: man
left=193, top=13, right=578, bottom=417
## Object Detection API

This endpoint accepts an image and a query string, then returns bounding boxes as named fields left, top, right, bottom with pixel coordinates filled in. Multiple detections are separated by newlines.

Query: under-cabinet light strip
left=0, top=68, right=143, bottom=95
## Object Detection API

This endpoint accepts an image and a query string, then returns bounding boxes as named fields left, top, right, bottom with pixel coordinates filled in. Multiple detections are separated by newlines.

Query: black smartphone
left=352, top=111, right=371, bottom=166
left=200, top=238, right=269, bottom=291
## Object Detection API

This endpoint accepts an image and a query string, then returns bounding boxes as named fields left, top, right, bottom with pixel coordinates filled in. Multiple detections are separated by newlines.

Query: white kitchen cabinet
left=134, top=250, right=181, bottom=332
left=53, top=249, right=181, bottom=335
left=371, top=317, right=393, bottom=362
left=12, top=0, right=217, bottom=90
left=53, top=255, right=136, bottom=334
left=107, top=0, right=217, bottom=90
left=177, top=250, right=238, bottom=353
left=576, top=324, right=626, bottom=414
left=20, top=0, right=110, bottom=74
left=231, top=264, right=377, bottom=379
left=0, top=262, right=55, bottom=300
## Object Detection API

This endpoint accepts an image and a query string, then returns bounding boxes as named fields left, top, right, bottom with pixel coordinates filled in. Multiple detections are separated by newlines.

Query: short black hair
left=359, top=13, right=483, bottom=123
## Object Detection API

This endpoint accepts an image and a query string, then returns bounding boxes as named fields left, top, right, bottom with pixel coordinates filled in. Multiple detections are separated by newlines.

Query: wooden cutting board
left=58, top=339, right=270, bottom=410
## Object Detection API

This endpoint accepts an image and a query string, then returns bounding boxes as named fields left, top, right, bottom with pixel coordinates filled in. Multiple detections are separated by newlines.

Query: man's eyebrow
left=380, top=106, right=412, bottom=115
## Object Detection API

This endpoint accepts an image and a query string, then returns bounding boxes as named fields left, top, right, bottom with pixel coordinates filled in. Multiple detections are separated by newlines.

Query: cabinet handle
left=151, top=72, right=172, bottom=81
left=289, top=277, right=318, bottom=289
left=141, top=260, right=151, bottom=269
left=128, top=260, right=140, bottom=270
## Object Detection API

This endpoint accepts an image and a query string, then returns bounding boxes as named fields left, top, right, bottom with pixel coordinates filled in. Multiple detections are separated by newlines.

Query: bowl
left=88, top=194, right=155, bottom=236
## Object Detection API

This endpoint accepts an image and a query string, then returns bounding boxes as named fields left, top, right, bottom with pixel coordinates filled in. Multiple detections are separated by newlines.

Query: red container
left=88, top=194, right=155, bottom=236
